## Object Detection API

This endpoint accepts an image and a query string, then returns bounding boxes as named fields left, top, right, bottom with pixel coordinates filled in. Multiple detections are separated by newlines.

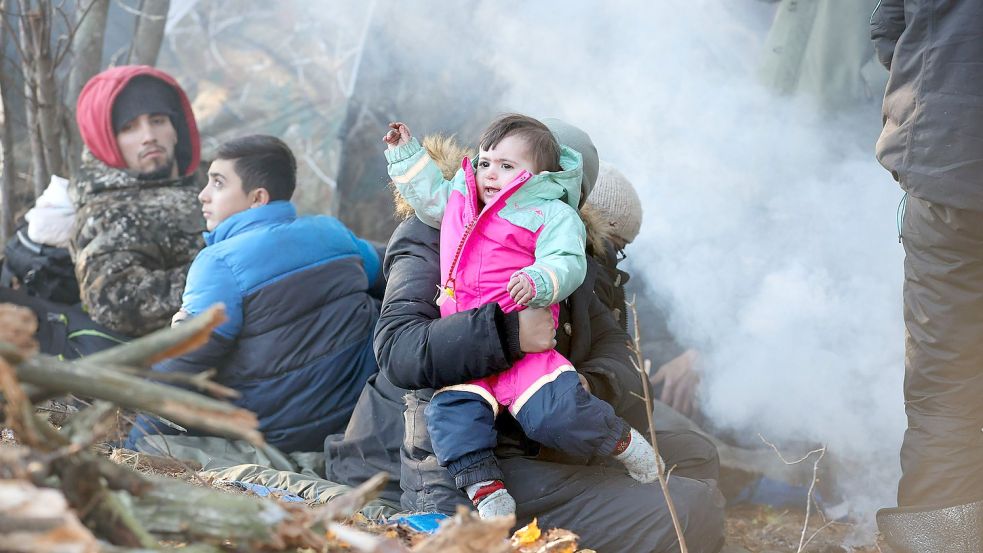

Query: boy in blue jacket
left=127, top=135, right=384, bottom=452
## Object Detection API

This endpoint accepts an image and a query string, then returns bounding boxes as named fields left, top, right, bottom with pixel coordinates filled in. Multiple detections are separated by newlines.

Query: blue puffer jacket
left=127, top=201, right=384, bottom=452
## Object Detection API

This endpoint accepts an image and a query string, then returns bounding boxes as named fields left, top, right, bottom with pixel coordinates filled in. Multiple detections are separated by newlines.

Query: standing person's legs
left=898, top=197, right=983, bottom=506
left=879, top=196, right=983, bottom=552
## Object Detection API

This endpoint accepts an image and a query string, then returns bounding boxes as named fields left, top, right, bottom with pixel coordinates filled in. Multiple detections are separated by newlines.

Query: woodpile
left=0, top=303, right=588, bottom=552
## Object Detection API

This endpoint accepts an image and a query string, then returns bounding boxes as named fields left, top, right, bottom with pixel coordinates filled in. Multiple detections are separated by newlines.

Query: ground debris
left=0, top=479, right=99, bottom=553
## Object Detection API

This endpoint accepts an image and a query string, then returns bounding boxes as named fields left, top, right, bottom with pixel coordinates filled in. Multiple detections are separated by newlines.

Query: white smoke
left=163, top=0, right=909, bottom=533
left=463, top=0, right=907, bottom=526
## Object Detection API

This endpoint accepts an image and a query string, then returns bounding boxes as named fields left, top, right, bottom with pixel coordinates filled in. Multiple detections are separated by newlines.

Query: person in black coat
left=326, top=125, right=725, bottom=552
left=871, top=1, right=983, bottom=550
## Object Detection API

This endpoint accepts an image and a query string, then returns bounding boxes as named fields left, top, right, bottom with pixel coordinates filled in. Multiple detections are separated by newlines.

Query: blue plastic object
left=730, top=476, right=825, bottom=509
left=391, top=512, right=449, bottom=534
left=230, top=480, right=306, bottom=503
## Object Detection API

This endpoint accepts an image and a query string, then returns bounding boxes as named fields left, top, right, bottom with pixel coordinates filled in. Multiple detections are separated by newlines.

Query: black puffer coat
left=871, top=0, right=983, bottom=209
left=326, top=216, right=724, bottom=553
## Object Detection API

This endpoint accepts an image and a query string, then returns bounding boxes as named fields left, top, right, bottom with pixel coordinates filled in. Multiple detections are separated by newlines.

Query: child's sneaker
left=465, top=480, right=516, bottom=519
left=613, top=427, right=663, bottom=484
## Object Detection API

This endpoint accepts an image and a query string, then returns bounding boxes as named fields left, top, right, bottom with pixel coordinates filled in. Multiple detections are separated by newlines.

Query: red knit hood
left=76, top=65, right=200, bottom=176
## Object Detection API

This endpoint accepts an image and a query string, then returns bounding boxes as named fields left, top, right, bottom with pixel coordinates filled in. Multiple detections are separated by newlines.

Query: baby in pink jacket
left=385, top=114, right=660, bottom=519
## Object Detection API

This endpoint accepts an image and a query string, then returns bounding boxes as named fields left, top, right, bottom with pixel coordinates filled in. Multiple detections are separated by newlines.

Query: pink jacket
left=386, top=138, right=587, bottom=316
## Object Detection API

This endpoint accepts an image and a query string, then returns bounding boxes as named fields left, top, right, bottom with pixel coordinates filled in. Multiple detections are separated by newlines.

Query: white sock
left=465, top=480, right=516, bottom=519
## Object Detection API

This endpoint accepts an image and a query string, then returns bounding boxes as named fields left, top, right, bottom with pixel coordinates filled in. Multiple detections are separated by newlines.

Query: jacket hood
left=76, top=65, right=200, bottom=176
left=392, top=135, right=610, bottom=252
left=486, top=143, right=582, bottom=211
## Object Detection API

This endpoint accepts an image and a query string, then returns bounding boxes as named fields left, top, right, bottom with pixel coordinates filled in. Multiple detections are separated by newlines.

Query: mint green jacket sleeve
left=385, top=138, right=461, bottom=229
left=518, top=204, right=588, bottom=308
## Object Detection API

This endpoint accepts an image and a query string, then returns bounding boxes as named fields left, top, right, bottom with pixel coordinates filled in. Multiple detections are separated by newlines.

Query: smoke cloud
left=163, top=0, right=909, bottom=531
left=461, top=0, right=907, bottom=524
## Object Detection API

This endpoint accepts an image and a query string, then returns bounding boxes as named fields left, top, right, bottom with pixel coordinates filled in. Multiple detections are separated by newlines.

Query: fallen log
left=122, top=474, right=324, bottom=550
left=12, top=354, right=262, bottom=446
left=83, top=305, right=226, bottom=368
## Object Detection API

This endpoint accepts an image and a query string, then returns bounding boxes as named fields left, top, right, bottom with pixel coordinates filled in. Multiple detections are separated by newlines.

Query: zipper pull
left=434, top=284, right=457, bottom=307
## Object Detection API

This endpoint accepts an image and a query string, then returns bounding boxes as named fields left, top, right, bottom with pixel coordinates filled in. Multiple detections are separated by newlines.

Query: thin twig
left=628, top=295, right=688, bottom=553
left=52, top=0, right=101, bottom=67
left=797, top=445, right=826, bottom=553
left=800, top=519, right=838, bottom=551
left=758, top=433, right=826, bottom=465
left=758, top=434, right=827, bottom=553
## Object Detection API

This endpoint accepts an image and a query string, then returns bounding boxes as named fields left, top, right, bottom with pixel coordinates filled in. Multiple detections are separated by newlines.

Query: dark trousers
left=899, top=196, right=983, bottom=507
left=426, top=371, right=625, bottom=489
left=402, top=391, right=725, bottom=552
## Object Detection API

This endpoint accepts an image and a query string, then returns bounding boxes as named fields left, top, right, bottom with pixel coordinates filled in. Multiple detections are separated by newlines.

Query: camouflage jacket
left=69, top=151, right=206, bottom=337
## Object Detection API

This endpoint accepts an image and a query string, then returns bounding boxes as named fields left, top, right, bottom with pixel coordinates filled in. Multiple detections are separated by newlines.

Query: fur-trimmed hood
left=390, top=134, right=613, bottom=254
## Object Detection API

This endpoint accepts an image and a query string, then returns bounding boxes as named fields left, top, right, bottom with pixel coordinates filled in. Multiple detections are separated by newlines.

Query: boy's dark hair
left=478, top=114, right=562, bottom=173
left=215, top=135, right=296, bottom=201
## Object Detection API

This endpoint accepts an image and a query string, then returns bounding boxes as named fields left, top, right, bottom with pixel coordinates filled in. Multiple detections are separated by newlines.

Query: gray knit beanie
left=587, top=161, right=643, bottom=245
left=542, top=118, right=599, bottom=208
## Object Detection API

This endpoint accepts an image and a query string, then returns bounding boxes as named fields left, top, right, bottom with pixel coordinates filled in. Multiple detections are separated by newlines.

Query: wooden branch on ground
left=124, top=475, right=324, bottom=550
left=2, top=306, right=262, bottom=446
left=13, top=353, right=262, bottom=445
left=110, top=365, right=240, bottom=400
left=84, top=304, right=226, bottom=368
left=314, top=471, right=390, bottom=524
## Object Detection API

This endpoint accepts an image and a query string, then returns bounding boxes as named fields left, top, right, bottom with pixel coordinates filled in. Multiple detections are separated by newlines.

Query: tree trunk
left=27, top=1, right=65, bottom=182
left=66, top=0, right=109, bottom=179
left=128, top=0, right=170, bottom=67
left=18, top=1, right=47, bottom=198
left=0, top=0, right=18, bottom=241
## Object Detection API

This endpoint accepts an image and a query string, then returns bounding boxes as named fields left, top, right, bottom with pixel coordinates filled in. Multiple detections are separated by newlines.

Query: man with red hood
left=70, top=65, right=206, bottom=337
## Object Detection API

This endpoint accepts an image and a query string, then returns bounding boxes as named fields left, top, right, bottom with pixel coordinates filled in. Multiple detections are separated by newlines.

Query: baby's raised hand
left=507, top=272, right=535, bottom=306
left=384, top=122, right=412, bottom=149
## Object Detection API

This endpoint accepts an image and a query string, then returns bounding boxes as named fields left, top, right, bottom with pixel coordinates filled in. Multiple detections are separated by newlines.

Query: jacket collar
left=204, top=201, right=296, bottom=246
left=71, top=149, right=200, bottom=206
left=463, top=144, right=584, bottom=213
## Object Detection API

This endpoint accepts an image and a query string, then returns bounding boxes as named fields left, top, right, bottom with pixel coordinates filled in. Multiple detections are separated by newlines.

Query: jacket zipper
left=437, top=161, right=530, bottom=306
